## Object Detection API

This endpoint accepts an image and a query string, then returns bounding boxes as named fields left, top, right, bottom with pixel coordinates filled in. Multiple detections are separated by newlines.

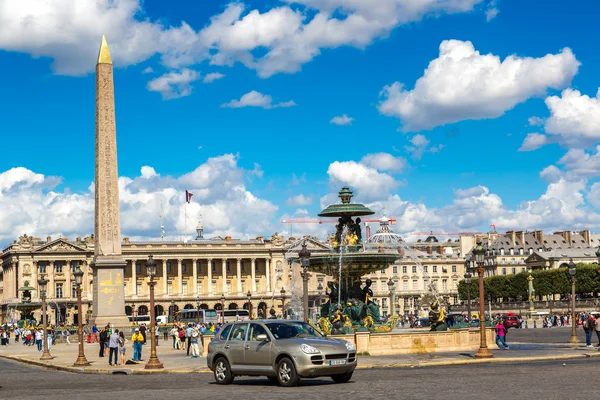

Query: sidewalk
left=0, top=338, right=598, bottom=375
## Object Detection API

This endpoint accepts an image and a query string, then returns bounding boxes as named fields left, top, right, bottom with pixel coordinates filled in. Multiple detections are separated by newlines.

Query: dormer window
left=509, top=248, right=514, bottom=255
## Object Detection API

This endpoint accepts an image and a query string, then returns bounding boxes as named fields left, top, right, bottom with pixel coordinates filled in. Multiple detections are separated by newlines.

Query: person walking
left=92, top=324, right=98, bottom=343
left=495, top=319, right=509, bottom=349
left=595, top=316, right=600, bottom=347
left=118, top=331, right=127, bottom=365
left=186, top=324, right=193, bottom=356
left=170, top=325, right=178, bottom=349
left=98, top=327, right=107, bottom=357
left=46, top=329, right=53, bottom=351
left=140, top=323, right=147, bottom=344
left=583, top=314, right=595, bottom=348
left=132, top=328, right=144, bottom=362
left=108, top=329, right=120, bottom=366
left=65, top=329, right=71, bottom=345
left=190, top=327, right=200, bottom=358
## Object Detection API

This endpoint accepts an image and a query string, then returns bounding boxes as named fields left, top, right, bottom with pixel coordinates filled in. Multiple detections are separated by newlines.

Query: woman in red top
left=495, top=320, right=509, bottom=349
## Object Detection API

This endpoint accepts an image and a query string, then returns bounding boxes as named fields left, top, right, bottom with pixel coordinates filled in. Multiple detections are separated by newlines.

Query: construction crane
left=281, top=218, right=396, bottom=224
left=411, top=231, right=482, bottom=236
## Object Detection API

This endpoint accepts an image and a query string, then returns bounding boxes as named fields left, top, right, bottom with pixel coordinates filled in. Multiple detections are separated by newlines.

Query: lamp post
left=317, top=282, right=323, bottom=317
left=299, top=241, right=311, bottom=322
left=246, top=291, right=252, bottom=319
left=37, top=275, right=53, bottom=360
left=280, top=288, right=286, bottom=318
left=464, top=272, right=472, bottom=323
left=170, top=300, right=175, bottom=323
left=145, top=255, right=163, bottom=369
left=387, top=278, right=395, bottom=317
left=473, top=244, right=493, bottom=358
left=73, top=266, right=90, bottom=366
left=220, top=294, right=225, bottom=323
left=196, top=296, right=201, bottom=325
left=568, top=259, right=578, bottom=344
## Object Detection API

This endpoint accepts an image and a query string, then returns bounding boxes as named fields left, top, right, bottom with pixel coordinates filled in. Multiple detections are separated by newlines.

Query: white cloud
left=327, top=161, right=399, bottom=201
left=147, top=68, right=200, bottom=99
left=142, top=66, right=154, bottom=74
left=0, top=155, right=278, bottom=246
left=587, top=182, right=600, bottom=208
left=485, top=1, right=499, bottom=21
left=330, top=114, right=354, bottom=126
left=519, top=133, right=548, bottom=152
left=140, top=166, right=158, bottom=179
left=404, top=134, right=444, bottom=160
left=557, top=147, right=600, bottom=181
left=221, top=90, right=296, bottom=109
left=286, top=194, right=313, bottom=206
left=0, top=0, right=485, bottom=79
left=543, top=88, right=600, bottom=146
left=360, top=153, right=406, bottom=172
left=539, top=165, right=563, bottom=183
left=203, top=72, right=225, bottom=83
left=528, top=116, right=544, bottom=126
left=291, top=173, right=306, bottom=185
left=378, top=40, right=580, bottom=131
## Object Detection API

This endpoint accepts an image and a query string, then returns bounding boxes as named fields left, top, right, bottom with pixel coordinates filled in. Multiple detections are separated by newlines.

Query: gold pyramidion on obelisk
left=91, top=35, right=128, bottom=327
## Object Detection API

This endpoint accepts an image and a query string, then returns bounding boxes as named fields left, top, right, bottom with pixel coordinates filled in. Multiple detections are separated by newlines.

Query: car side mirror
left=256, top=334, right=269, bottom=342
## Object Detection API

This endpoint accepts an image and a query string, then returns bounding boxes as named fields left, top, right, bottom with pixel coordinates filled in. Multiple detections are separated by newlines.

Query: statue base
left=90, top=257, right=129, bottom=327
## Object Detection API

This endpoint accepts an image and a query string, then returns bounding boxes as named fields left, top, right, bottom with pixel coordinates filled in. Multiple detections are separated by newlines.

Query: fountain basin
left=307, top=252, right=400, bottom=277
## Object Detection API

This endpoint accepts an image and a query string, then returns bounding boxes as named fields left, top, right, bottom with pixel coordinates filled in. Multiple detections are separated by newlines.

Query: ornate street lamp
left=387, top=278, right=395, bottom=317
left=37, top=275, right=53, bottom=360
left=473, top=244, right=493, bottom=358
left=299, top=241, right=311, bottom=322
left=220, top=293, right=226, bottom=323
left=568, top=259, right=578, bottom=344
left=280, top=287, right=286, bottom=318
left=317, top=282, right=323, bottom=316
left=464, top=271, right=472, bottom=323
left=196, top=296, right=201, bottom=325
left=246, top=291, right=252, bottom=319
left=145, top=255, right=163, bottom=369
left=73, top=266, right=90, bottom=366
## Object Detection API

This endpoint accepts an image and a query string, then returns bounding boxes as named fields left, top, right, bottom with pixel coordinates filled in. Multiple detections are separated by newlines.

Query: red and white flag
left=185, top=190, right=193, bottom=204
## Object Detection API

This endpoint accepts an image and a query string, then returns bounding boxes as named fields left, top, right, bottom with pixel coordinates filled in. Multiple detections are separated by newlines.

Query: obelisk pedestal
left=90, top=36, right=128, bottom=327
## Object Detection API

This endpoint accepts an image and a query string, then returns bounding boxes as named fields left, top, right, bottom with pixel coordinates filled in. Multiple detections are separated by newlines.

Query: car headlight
left=344, top=341, right=355, bottom=351
left=300, top=343, right=320, bottom=354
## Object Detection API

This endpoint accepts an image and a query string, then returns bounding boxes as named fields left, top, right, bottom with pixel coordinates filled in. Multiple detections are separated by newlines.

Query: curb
left=355, top=352, right=600, bottom=369
left=2, top=351, right=599, bottom=374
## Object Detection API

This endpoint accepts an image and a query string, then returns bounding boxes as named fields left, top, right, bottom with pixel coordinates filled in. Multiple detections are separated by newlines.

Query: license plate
left=329, top=359, right=347, bottom=365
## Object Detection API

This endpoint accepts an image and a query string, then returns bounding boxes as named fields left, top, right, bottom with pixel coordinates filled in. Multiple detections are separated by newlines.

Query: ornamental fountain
left=10, top=281, right=41, bottom=327
left=300, top=187, right=402, bottom=334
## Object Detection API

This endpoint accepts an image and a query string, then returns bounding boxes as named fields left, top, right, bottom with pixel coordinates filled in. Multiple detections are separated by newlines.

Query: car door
left=225, top=323, right=249, bottom=372
left=244, top=323, right=273, bottom=373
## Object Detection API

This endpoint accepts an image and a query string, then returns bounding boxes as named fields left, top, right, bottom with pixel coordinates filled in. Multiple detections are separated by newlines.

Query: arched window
left=228, top=303, right=239, bottom=310
left=138, top=305, right=148, bottom=316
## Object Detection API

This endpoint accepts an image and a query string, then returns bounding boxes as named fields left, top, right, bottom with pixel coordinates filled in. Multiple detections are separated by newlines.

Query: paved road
left=506, top=326, right=594, bottom=344
left=2, top=357, right=600, bottom=400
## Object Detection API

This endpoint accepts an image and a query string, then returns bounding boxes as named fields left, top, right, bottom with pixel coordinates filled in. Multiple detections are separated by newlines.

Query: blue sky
left=1, top=0, right=599, bottom=244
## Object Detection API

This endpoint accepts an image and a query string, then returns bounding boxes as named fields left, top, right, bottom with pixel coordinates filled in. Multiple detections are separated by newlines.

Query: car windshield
left=265, top=322, right=323, bottom=339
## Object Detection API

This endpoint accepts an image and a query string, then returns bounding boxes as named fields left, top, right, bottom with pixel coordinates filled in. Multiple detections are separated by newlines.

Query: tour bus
left=217, top=309, right=250, bottom=323
left=127, top=315, right=151, bottom=325
left=175, top=308, right=219, bottom=324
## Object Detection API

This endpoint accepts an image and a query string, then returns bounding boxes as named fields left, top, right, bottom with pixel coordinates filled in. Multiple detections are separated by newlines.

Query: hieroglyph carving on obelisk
left=91, top=36, right=129, bottom=327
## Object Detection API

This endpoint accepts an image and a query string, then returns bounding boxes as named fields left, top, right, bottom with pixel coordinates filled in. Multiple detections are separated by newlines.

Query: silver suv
left=207, top=319, right=357, bottom=387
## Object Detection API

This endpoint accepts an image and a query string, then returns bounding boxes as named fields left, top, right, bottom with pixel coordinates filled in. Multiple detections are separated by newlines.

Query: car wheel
left=277, top=357, right=299, bottom=387
left=213, top=357, right=234, bottom=385
left=331, top=371, right=353, bottom=383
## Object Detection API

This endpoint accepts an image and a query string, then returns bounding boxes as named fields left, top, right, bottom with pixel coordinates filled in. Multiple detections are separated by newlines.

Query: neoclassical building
left=1, top=221, right=471, bottom=324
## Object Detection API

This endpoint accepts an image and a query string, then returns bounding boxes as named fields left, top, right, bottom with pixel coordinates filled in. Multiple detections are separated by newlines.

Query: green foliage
left=457, top=263, right=600, bottom=301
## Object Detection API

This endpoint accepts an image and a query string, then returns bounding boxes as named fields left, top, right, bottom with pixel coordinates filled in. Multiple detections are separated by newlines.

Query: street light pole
left=280, top=288, right=286, bottom=318
left=145, top=255, right=164, bottom=369
left=73, top=266, right=90, bottom=366
left=247, top=291, right=252, bottom=319
left=473, top=244, right=493, bottom=359
left=464, top=271, right=472, bottom=323
left=38, top=275, right=53, bottom=360
left=387, top=278, right=395, bottom=317
left=299, top=241, right=311, bottom=322
left=568, top=259, right=578, bottom=344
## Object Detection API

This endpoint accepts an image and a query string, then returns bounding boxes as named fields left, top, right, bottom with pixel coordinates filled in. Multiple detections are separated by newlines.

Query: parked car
left=207, top=320, right=357, bottom=387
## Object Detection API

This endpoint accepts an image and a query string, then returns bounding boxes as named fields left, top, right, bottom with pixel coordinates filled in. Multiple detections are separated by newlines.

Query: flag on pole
left=185, top=190, right=193, bottom=204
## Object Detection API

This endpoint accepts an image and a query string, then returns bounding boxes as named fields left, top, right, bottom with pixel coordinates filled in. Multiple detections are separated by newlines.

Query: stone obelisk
left=91, top=36, right=128, bottom=327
